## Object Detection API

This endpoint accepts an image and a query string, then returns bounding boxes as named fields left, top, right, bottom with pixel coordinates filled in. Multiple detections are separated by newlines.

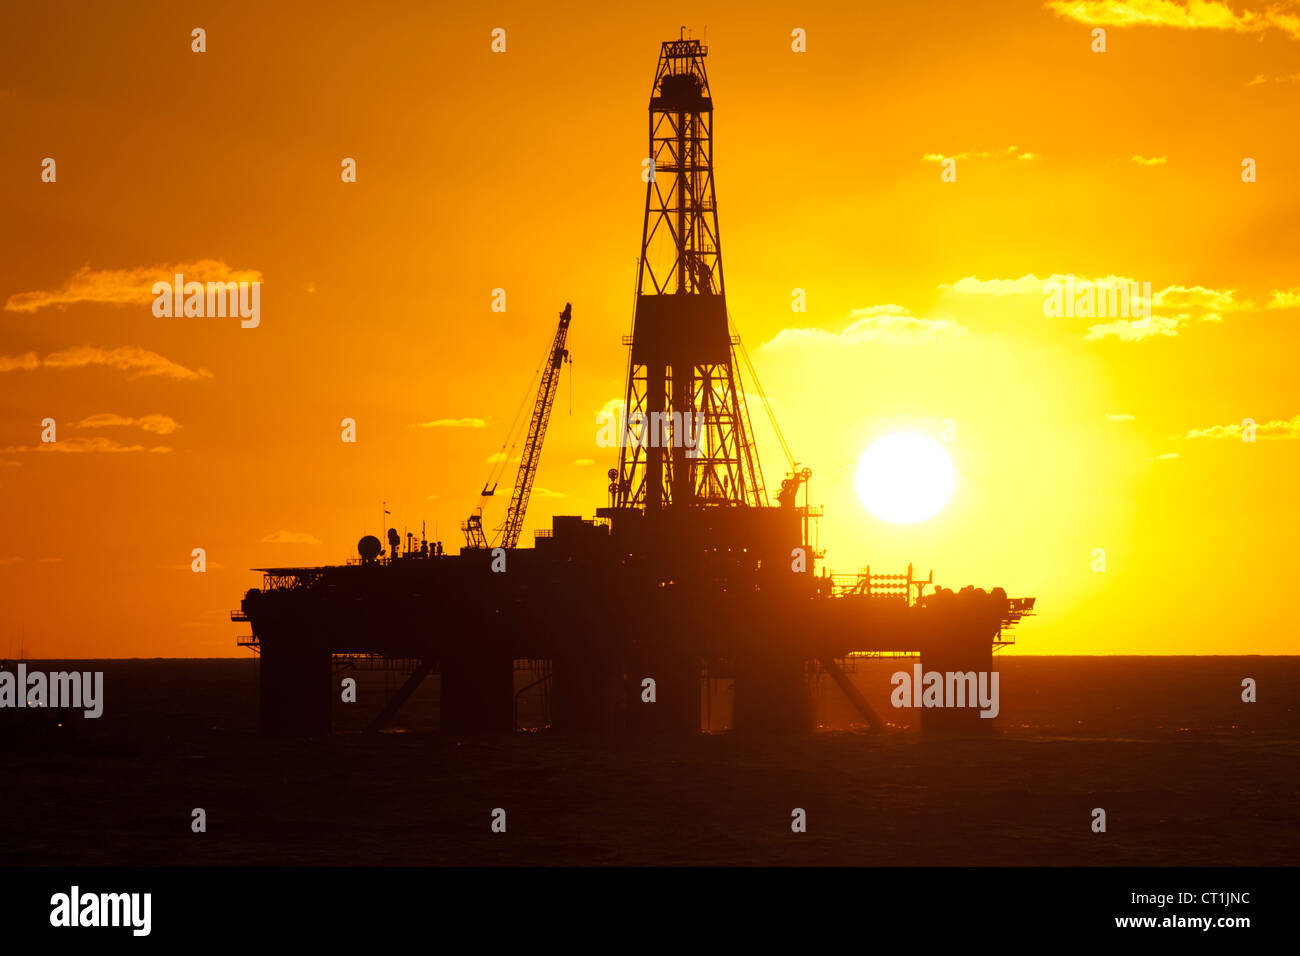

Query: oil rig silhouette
left=234, top=37, right=1034, bottom=736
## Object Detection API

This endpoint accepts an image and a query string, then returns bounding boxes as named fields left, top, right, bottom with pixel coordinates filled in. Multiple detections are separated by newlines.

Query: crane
left=462, top=303, right=572, bottom=549
left=501, top=303, right=572, bottom=548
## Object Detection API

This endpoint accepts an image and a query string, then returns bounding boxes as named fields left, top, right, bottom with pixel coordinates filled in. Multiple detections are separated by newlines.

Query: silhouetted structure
left=234, top=37, right=1033, bottom=737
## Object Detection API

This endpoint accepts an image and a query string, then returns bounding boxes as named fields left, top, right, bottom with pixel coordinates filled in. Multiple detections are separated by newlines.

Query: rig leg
left=624, top=650, right=703, bottom=733
left=920, top=637, right=996, bottom=735
left=259, top=636, right=332, bottom=736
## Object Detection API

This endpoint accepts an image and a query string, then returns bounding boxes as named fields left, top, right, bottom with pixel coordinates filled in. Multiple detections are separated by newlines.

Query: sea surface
left=1, top=656, right=1295, bottom=865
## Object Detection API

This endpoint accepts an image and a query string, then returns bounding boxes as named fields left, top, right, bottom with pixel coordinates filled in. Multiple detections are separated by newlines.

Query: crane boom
left=500, top=303, right=572, bottom=548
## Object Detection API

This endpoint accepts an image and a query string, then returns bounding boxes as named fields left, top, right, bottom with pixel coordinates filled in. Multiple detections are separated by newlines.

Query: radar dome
left=358, top=535, right=382, bottom=562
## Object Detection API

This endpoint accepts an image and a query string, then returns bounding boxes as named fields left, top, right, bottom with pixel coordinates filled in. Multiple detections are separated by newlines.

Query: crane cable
left=728, top=311, right=796, bottom=474
left=483, top=319, right=558, bottom=494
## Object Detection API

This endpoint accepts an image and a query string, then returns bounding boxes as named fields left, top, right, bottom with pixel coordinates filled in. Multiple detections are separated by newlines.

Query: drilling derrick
left=617, top=38, right=764, bottom=512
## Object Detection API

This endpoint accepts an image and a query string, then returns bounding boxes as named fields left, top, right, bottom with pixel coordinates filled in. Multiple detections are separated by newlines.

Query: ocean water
left=0, top=656, right=1295, bottom=865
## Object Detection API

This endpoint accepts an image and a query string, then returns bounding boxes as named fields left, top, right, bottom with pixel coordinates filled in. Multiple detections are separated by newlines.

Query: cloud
left=414, top=417, right=488, bottom=428
left=943, top=275, right=1044, bottom=296
left=0, top=437, right=162, bottom=454
left=1085, top=315, right=1183, bottom=340
left=1149, top=452, right=1180, bottom=460
left=77, top=413, right=180, bottom=435
left=1045, top=0, right=1300, bottom=39
left=1153, top=284, right=1252, bottom=312
left=1181, top=414, right=1300, bottom=440
left=1266, top=287, right=1300, bottom=309
left=1130, top=155, right=1167, bottom=165
left=1106, top=413, right=1136, bottom=421
left=486, top=451, right=508, bottom=463
left=0, top=352, right=39, bottom=372
left=947, top=274, right=1248, bottom=309
left=5, top=259, right=262, bottom=313
left=40, top=345, right=212, bottom=381
left=946, top=273, right=1252, bottom=340
left=596, top=398, right=626, bottom=419
left=1, top=347, right=209, bottom=379
left=573, top=458, right=596, bottom=466
left=922, top=145, right=1036, bottom=162
left=261, top=530, right=323, bottom=545
left=762, top=305, right=969, bottom=350
left=501, top=486, right=565, bottom=499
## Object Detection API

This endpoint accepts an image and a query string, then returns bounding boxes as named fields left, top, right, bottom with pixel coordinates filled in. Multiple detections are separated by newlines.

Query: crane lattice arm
left=500, top=303, right=572, bottom=548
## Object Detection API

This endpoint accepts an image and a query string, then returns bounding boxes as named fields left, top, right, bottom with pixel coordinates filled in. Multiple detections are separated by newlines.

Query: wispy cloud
left=77, top=413, right=180, bottom=435
left=1149, top=452, right=1180, bottom=460
left=5, top=259, right=262, bottom=313
left=922, top=145, right=1037, bottom=162
left=1045, top=0, right=1300, bottom=40
left=1266, top=287, right=1300, bottom=309
left=0, top=437, right=166, bottom=454
left=1130, top=155, right=1168, bottom=165
left=762, top=305, right=968, bottom=350
left=1248, top=70, right=1300, bottom=84
left=414, top=417, right=488, bottom=428
left=1085, top=315, right=1183, bottom=341
left=1153, top=284, right=1252, bottom=311
left=261, top=530, right=323, bottom=545
left=1181, top=414, right=1300, bottom=440
left=945, top=273, right=1252, bottom=341
left=499, top=485, right=566, bottom=499
left=1106, top=413, right=1136, bottom=421
left=946, top=274, right=1250, bottom=310
left=0, top=352, right=39, bottom=372
left=15, top=345, right=214, bottom=381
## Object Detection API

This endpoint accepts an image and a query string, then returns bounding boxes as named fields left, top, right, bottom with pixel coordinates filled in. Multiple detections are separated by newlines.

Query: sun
left=854, top=433, right=956, bottom=524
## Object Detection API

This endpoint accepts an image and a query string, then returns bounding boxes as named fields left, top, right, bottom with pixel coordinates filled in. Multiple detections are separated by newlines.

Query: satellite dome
left=358, top=535, right=382, bottom=562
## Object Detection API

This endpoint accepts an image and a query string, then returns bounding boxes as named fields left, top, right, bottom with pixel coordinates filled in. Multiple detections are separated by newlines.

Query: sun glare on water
left=854, top=433, right=955, bottom=524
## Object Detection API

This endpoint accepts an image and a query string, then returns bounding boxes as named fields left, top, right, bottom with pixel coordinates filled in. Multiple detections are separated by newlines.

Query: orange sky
left=2, top=0, right=1298, bottom=657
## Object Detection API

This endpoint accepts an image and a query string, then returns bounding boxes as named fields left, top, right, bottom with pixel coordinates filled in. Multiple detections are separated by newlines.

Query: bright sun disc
left=855, top=433, right=955, bottom=524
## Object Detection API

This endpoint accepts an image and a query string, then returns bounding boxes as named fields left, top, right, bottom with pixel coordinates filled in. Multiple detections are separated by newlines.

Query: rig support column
left=259, top=634, right=332, bottom=736
left=920, top=634, right=996, bottom=735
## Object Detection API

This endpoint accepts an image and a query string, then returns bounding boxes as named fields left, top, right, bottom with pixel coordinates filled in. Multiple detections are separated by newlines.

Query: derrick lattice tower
left=615, top=38, right=765, bottom=512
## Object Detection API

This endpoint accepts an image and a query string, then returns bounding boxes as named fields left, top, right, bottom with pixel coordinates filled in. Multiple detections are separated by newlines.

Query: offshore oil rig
left=233, top=37, right=1033, bottom=736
